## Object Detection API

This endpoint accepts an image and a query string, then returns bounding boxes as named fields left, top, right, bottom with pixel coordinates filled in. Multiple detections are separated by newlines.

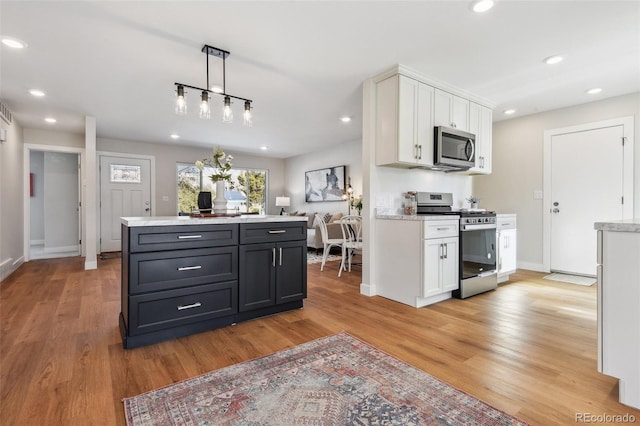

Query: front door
left=100, top=155, right=151, bottom=253
left=550, top=125, right=625, bottom=276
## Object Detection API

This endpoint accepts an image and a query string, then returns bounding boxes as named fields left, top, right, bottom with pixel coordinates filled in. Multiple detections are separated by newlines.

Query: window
left=177, top=163, right=267, bottom=214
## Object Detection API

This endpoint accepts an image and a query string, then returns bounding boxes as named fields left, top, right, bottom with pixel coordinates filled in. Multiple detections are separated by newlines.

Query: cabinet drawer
left=128, top=281, right=237, bottom=336
left=423, top=221, right=458, bottom=239
left=497, top=217, right=517, bottom=230
left=128, top=224, right=238, bottom=252
left=130, top=247, right=237, bottom=294
left=239, top=222, right=306, bottom=244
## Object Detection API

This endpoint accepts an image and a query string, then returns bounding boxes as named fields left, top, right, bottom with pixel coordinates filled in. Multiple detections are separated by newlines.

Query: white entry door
left=550, top=125, right=625, bottom=276
left=100, top=155, right=151, bottom=252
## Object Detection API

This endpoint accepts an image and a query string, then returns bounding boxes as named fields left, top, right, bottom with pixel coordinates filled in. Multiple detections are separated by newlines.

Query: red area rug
left=124, top=332, right=526, bottom=425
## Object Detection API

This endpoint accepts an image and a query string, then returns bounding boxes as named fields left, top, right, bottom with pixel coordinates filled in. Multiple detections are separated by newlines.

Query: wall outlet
left=533, top=190, right=543, bottom=200
left=162, top=196, right=169, bottom=202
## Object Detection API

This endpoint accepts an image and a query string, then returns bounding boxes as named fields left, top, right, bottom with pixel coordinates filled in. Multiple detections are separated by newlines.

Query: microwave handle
left=465, top=139, right=475, bottom=161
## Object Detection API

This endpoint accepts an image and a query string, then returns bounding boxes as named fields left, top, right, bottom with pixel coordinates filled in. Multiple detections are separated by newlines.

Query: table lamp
left=275, top=196, right=290, bottom=215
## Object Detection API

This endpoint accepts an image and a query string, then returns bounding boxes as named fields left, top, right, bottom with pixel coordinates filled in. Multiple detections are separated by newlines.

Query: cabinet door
left=239, top=243, right=276, bottom=312
left=499, top=229, right=517, bottom=275
left=276, top=240, right=307, bottom=304
left=422, top=239, right=443, bottom=298
left=415, top=82, right=435, bottom=166
left=469, top=104, right=492, bottom=174
left=434, top=89, right=469, bottom=131
left=397, top=76, right=420, bottom=164
left=440, top=237, right=459, bottom=292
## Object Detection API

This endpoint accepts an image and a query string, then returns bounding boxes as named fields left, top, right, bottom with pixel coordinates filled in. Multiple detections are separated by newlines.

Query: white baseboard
left=0, top=256, right=24, bottom=282
left=517, top=261, right=548, bottom=273
left=360, top=282, right=376, bottom=296
left=30, top=239, right=44, bottom=245
left=44, top=244, right=79, bottom=254
left=84, top=257, right=97, bottom=270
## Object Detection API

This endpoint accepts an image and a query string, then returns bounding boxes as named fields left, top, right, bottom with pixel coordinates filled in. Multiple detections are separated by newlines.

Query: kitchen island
left=120, top=215, right=308, bottom=348
left=594, top=219, right=640, bottom=409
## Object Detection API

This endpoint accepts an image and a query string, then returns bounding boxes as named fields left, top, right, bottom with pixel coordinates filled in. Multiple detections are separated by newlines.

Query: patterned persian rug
left=306, top=251, right=341, bottom=264
left=124, top=332, right=526, bottom=425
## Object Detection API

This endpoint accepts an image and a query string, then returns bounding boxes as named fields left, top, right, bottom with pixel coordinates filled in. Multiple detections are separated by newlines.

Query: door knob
left=145, top=208, right=150, bottom=212
left=552, top=208, right=560, bottom=213
left=553, top=202, right=559, bottom=206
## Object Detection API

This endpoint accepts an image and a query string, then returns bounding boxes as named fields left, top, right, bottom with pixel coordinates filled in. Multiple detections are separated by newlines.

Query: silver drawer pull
left=436, top=227, right=449, bottom=231
left=177, top=302, right=202, bottom=311
left=268, top=230, right=286, bottom=234
left=178, top=265, right=202, bottom=271
left=178, top=235, right=202, bottom=239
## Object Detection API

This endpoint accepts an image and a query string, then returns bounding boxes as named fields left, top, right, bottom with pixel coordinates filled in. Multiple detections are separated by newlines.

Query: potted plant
left=466, top=196, right=480, bottom=210
left=196, top=147, right=234, bottom=213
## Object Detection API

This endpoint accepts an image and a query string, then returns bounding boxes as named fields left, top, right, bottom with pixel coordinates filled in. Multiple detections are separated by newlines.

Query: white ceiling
left=1, top=1, right=638, bottom=158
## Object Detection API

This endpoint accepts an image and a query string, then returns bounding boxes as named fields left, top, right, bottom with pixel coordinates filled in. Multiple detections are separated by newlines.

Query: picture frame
left=305, top=165, right=346, bottom=202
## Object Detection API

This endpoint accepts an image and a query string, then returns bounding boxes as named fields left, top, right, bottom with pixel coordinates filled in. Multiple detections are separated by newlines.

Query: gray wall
left=97, top=137, right=287, bottom=216
left=472, top=92, right=640, bottom=271
left=0, top=117, right=25, bottom=281
left=43, top=151, right=79, bottom=251
left=284, top=139, right=362, bottom=217
left=29, top=151, right=45, bottom=242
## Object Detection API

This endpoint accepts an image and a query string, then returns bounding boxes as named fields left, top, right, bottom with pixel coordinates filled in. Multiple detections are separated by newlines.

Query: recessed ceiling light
left=260, top=146, right=268, bottom=150
left=44, top=117, right=57, bottom=124
left=211, top=86, right=223, bottom=94
left=29, top=89, right=45, bottom=97
left=544, top=55, right=563, bottom=65
left=503, top=109, right=516, bottom=115
left=170, top=133, right=180, bottom=139
left=471, top=0, right=494, bottom=13
left=586, top=88, right=602, bottom=95
left=340, top=116, right=351, bottom=123
left=1, top=37, right=28, bottom=49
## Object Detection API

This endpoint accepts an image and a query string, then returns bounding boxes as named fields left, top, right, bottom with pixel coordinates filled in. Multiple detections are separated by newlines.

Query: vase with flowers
left=466, top=196, right=480, bottom=210
left=351, top=195, right=363, bottom=216
left=196, top=146, right=234, bottom=213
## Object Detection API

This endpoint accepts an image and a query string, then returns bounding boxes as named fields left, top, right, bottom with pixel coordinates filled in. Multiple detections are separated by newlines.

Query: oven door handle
left=461, top=224, right=497, bottom=231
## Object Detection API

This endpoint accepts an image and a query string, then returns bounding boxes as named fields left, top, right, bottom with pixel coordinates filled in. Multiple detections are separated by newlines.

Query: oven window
left=461, top=228, right=496, bottom=279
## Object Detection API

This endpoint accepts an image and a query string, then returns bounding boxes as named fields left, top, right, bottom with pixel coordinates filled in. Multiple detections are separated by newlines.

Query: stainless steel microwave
left=434, top=126, right=475, bottom=171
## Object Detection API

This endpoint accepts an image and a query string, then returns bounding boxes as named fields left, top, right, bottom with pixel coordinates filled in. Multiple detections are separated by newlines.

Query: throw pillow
left=330, top=212, right=343, bottom=223
left=323, top=212, right=332, bottom=223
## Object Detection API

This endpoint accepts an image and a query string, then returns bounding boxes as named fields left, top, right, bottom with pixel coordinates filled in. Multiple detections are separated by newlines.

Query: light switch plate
left=533, top=190, right=543, bottom=200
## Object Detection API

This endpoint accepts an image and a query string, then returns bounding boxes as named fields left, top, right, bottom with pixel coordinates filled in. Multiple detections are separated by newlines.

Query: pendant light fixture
left=243, top=101, right=253, bottom=127
left=175, top=85, right=187, bottom=115
left=174, top=44, right=252, bottom=124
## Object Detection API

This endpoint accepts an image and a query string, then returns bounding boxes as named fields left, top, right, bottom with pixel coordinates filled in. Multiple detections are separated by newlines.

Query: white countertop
left=594, top=218, right=640, bottom=233
left=376, top=214, right=460, bottom=221
left=121, top=215, right=308, bottom=227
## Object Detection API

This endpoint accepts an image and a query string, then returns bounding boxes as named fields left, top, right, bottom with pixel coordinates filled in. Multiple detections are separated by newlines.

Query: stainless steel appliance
left=416, top=192, right=497, bottom=299
left=434, top=126, right=476, bottom=171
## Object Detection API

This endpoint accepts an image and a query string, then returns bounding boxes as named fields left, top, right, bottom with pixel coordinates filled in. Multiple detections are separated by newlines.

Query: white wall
left=473, top=92, right=640, bottom=271
left=97, top=137, right=287, bottom=216
left=29, top=151, right=45, bottom=242
left=0, top=116, right=25, bottom=281
left=284, top=139, right=362, bottom=216
left=43, top=152, right=79, bottom=251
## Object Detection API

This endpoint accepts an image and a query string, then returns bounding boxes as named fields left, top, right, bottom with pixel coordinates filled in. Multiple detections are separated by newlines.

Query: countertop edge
left=376, top=214, right=460, bottom=221
left=594, top=219, right=640, bottom=233
left=121, top=215, right=309, bottom=227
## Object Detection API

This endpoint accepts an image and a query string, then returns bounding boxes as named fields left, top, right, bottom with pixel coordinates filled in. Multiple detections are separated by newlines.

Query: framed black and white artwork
left=305, top=165, right=346, bottom=202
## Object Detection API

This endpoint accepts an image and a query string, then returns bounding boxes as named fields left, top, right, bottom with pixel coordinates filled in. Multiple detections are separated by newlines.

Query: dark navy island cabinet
left=120, top=219, right=307, bottom=349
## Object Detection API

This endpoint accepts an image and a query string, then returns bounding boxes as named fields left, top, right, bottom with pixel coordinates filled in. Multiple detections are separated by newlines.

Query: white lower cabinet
left=497, top=214, right=517, bottom=283
left=423, top=237, right=459, bottom=297
left=376, top=218, right=458, bottom=308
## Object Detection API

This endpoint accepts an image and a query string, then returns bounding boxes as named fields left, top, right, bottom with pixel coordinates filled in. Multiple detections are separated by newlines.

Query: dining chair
left=338, top=215, right=363, bottom=277
left=315, top=214, right=343, bottom=272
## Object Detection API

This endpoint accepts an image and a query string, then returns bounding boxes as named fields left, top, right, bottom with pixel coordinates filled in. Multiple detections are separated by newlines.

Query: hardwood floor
left=1, top=256, right=638, bottom=425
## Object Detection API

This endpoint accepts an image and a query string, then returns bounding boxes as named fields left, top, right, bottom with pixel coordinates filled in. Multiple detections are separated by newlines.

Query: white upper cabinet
left=434, top=88, right=470, bottom=132
left=376, top=74, right=434, bottom=167
left=468, top=102, right=493, bottom=174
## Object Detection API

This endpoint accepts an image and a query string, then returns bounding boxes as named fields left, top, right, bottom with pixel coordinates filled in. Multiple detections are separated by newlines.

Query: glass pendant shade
left=243, top=101, right=252, bottom=127
left=199, top=91, right=211, bottom=119
left=222, top=96, right=233, bottom=123
left=175, top=85, right=187, bottom=115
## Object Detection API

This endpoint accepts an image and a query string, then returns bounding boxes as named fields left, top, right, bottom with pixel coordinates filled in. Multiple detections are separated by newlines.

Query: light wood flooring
left=2, top=256, right=639, bottom=425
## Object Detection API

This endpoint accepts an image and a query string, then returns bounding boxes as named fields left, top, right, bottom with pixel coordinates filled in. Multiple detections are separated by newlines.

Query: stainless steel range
left=416, top=192, right=497, bottom=299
